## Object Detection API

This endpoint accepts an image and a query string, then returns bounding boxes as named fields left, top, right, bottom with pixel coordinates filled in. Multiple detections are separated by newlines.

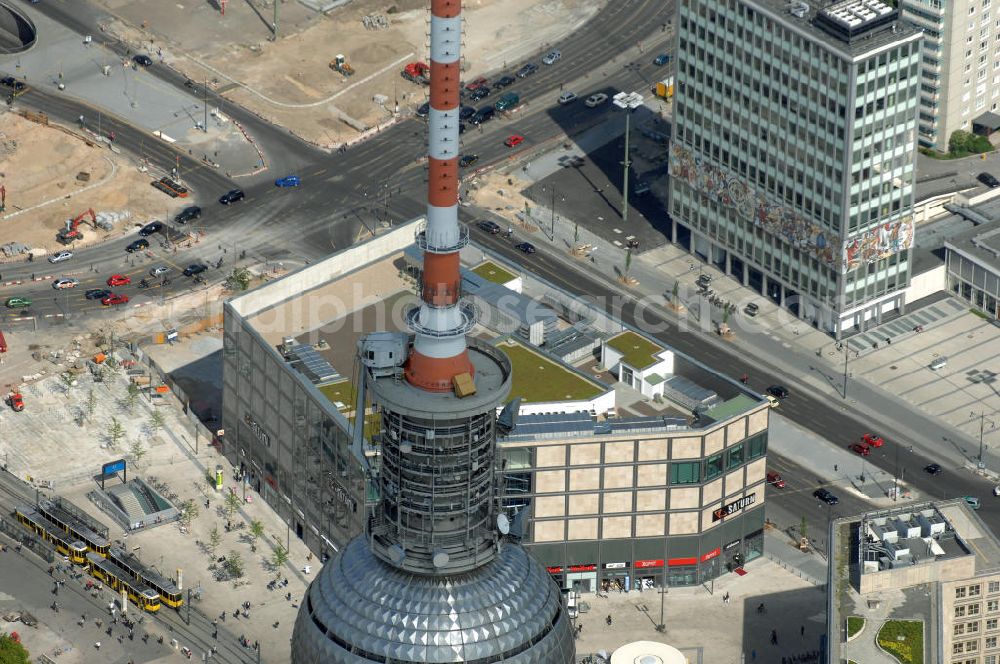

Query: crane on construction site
left=56, top=208, right=96, bottom=244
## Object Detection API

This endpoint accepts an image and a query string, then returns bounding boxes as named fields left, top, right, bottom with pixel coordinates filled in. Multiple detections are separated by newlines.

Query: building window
left=727, top=443, right=745, bottom=470
left=959, top=587, right=969, bottom=598
left=958, top=605, right=968, bottom=617
left=670, top=461, right=701, bottom=485
left=989, top=581, right=999, bottom=593
left=973, top=585, right=983, bottom=596
left=747, top=433, right=768, bottom=460
left=989, top=600, right=999, bottom=612
left=988, top=618, right=999, bottom=630
left=705, top=453, right=724, bottom=480
left=988, top=636, right=998, bottom=648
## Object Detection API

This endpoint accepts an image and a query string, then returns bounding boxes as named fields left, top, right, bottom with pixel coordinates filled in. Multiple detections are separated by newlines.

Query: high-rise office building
left=669, top=0, right=922, bottom=335
left=902, top=0, right=1000, bottom=151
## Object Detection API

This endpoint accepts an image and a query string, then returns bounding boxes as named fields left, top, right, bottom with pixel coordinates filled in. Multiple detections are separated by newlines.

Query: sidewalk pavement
left=498, top=142, right=1000, bottom=483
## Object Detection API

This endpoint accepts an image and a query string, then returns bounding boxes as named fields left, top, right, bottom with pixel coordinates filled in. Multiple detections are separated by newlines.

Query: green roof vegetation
left=318, top=380, right=356, bottom=411
left=500, top=340, right=604, bottom=403
left=472, top=261, right=517, bottom=285
left=703, top=394, right=758, bottom=421
left=606, top=331, right=663, bottom=369
left=877, top=620, right=923, bottom=664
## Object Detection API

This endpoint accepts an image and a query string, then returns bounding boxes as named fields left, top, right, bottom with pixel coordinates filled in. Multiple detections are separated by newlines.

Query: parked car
left=459, top=105, right=477, bottom=121
left=477, top=220, right=502, bottom=234
left=4, top=297, right=31, bottom=309
left=468, top=86, right=491, bottom=101
left=464, top=77, right=489, bottom=91
left=48, top=251, right=73, bottom=264
left=813, top=488, right=839, bottom=505
left=150, top=266, right=170, bottom=277
left=275, top=175, right=301, bottom=188
left=653, top=53, right=671, bottom=65
left=558, top=91, right=577, bottom=105
left=53, top=278, right=79, bottom=290
left=542, top=50, right=562, bottom=65
left=965, top=496, right=982, bottom=510
left=516, top=62, right=538, bottom=78
left=493, top=75, right=515, bottom=89
left=849, top=442, right=871, bottom=457
left=219, top=189, right=245, bottom=205
left=183, top=264, right=208, bottom=277
left=924, top=463, right=943, bottom=475
left=132, top=54, right=153, bottom=67
left=174, top=206, right=202, bottom=224
left=126, top=239, right=149, bottom=253
left=107, top=274, right=131, bottom=287
left=766, top=385, right=790, bottom=399
left=471, top=107, right=495, bottom=125
left=515, top=242, right=536, bottom=254
left=415, top=102, right=430, bottom=118
left=504, top=134, right=525, bottom=148
left=862, top=433, right=885, bottom=448
left=101, top=293, right=129, bottom=306
left=744, top=302, right=759, bottom=317
left=978, top=172, right=1000, bottom=188
left=85, top=289, right=111, bottom=300
left=138, top=221, right=164, bottom=237
left=766, top=471, right=786, bottom=488
left=459, top=154, right=479, bottom=168
left=584, top=93, right=609, bottom=108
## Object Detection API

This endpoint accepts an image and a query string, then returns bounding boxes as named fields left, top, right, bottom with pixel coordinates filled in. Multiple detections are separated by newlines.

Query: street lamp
left=971, top=411, right=998, bottom=467
left=612, top=92, right=644, bottom=227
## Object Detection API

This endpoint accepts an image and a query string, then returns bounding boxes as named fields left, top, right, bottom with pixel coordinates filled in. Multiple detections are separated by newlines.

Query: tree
left=249, top=519, right=265, bottom=551
left=225, top=551, right=244, bottom=579
left=271, top=544, right=289, bottom=577
left=149, top=409, right=166, bottom=433
left=129, top=437, right=146, bottom=467
left=208, top=525, right=222, bottom=557
left=107, top=416, right=125, bottom=449
left=949, top=129, right=973, bottom=155
left=178, top=499, right=199, bottom=529
left=0, top=633, right=31, bottom=664
left=123, top=382, right=140, bottom=413
left=224, top=491, right=242, bottom=520
left=85, top=389, right=97, bottom=421
left=226, top=267, right=253, bottom=291
left=60, top=372, right=76, bottom=398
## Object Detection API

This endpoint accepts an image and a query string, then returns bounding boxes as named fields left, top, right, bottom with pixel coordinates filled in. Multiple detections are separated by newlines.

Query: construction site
left=94, top=0, right=608, bottom=147
left=0, top=112, right=186, bottom=260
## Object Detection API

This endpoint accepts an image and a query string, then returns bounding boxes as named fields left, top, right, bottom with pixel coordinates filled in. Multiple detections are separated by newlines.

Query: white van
left=929, top=357, right=947, bottom=370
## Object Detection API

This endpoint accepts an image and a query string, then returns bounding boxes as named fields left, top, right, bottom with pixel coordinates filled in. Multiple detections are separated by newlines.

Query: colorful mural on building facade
left=668, top=143, right=914, bottom=273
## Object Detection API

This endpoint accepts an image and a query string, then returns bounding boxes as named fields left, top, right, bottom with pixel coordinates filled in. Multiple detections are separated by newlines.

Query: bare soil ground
left=96, top=0, right=605, bottom=147
left=0, top=113, right=189, bottom=257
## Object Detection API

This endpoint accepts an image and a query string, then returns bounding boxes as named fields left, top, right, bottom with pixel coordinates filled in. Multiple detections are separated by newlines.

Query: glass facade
left=221, top=305, right=366, bottom=559
left=669, top=0, right=922, bottom=333
left=946, top=248, right=1000, bottom=318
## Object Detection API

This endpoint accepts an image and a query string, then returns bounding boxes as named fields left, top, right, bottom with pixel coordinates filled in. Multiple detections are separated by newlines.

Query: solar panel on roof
left=288, top=344, right=340, bottom=383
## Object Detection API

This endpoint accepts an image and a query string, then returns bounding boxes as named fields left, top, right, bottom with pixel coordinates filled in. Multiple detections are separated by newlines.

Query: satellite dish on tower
left=497, top=513, right=510, bottom=535
left=388, top=545, right=406, bottom=565
left=432, top=549, right=450, bottom=568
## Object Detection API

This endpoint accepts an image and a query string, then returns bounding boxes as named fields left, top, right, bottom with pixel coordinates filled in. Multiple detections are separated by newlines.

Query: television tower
left=290, top=0, right=576, bottom=660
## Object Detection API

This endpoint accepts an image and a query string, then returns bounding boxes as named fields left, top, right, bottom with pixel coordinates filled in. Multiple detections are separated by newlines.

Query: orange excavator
left=56, top=208, right=96, bottom=244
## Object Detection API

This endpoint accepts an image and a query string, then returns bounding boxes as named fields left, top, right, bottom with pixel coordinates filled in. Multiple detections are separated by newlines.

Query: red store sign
left=546, top=566, right=563, bottom=574
left=635, top=559, right=664, bottom=569
left=701, top=548, right=721, bottom=562
left=568, top=564, right=597, bottom=572
left=667, top=557, right=697, bottom=567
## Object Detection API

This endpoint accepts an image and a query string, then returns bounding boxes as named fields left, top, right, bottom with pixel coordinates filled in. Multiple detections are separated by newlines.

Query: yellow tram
left=37, top=500, right=110, bottom=557
left=14, top=506, right=88, bottom=564
left=85, top=552, right=161, bottom=612
left=109, top=546, right=184, bottom=609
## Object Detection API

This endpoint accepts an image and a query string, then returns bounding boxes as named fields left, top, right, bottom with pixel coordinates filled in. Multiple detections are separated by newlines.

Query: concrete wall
left=229, top=220, right=420, bottom=318
left=518, top=390, right=616, bottom=417
left=905, top=263, right=946, bottom=304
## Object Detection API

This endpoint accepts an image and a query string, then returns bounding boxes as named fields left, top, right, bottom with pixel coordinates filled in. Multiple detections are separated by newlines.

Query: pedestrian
left=800, top=624, right=805, bottom=637
left=834, top=464, right=838, bottom=472
left=770, top=629, right=778, bottom=645
left=606, top=614, right=612, bottom=625
left=95, top=642, right=101, bottom=650
left=205, top=499, right=210, bottom=509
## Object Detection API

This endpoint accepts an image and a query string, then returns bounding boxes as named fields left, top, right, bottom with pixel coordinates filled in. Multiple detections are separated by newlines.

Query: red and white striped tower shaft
left=404, top=0, right=474, bottom=392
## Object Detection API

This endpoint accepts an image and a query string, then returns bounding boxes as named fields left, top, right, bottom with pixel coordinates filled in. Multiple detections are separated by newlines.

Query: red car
left=6, top=392, right=23, bottom=412
left=101, top=293, right=130, bottom=306
left=850, top=442, right=871, bottom=457
left=465, top=77, right=489, bottom=91
left=862, top=433, right=885, bottom=448
left=504, top=134, right=525, bottom=148
left=107, top=274, right=131, bottom=287
left=766, top=471, right=786, bottom=488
